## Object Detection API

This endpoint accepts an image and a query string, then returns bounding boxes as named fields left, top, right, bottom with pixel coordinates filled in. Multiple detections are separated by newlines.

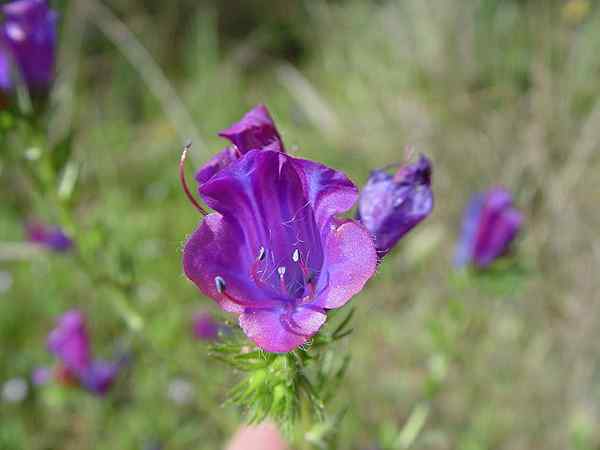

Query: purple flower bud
left=183, top=106, right=377, bottom=353
left=192, top=311, right=224, bottom=342
left=0, top=0, right=57, bottom=94
left=195, top=104, right=284, bottom=184
left=26, top=221, right=73, bottom=252
left=357, top=155, right=434, bottom=256
left=454, top=187, right=523, bottom=268
left=46, top=310, right=120, bottom=396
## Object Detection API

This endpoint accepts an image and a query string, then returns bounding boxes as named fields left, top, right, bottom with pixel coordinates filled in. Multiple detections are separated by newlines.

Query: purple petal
left=239, top=306, right=326, bottom=353
left=472, top=188, right=523, bottom=267
left=183, top=213, right=280, bottom=313
left=0, top=49, right=11, bottom=91
left=292, top=157, right=358, bottom=230
left=453, top=193, right=485, bottom=268
left=0, top=0, right=57, bottom=93
left=47, top=310, right=91, bottom=376
left=218, top=104, right=284, bottom=154
left=194, top=146, right=238, bottom=185
left=31, top=366, right=51, bottom=385
left=454, top=187, right=523, bottom=268
left=311, top=220, right=378, bottom=309
left=192, top=311, right=221, bottom=341
left=80, top=360, right=119, bottom=396
left=357, top=155, right=433, bottom=255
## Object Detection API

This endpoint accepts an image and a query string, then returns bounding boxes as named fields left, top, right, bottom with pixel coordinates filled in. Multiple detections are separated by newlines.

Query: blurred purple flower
left=192, top=311, right=225, bottom=342
left=0, top=0, right=57, bottom=94
left=46, top=310, right=120, bottom=396
left=31, top=366, right=51, bottom=385
left=182, top=106, right=377, bottom=353
left=454, top=187, right=523, bottom=268
left=357, top=155, right=434, bottom=256
left=26, top=221, right=72, bottom=252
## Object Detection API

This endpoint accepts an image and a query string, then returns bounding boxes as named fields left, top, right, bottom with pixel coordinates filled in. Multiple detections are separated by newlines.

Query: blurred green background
left=2, top=0, right=600, bottom=449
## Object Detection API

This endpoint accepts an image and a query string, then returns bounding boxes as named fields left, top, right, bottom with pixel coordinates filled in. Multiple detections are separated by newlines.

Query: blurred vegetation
left=2, top=0, right=600, bottom=449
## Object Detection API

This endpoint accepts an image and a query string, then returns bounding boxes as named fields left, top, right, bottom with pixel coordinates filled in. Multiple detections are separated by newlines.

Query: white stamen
left=214, top=276, right=226, bottom=294
left=257, top=246, right=266, bottom=261
left=292, top=248, right=300, bottom=263
left=277, top=266, right=286, bottom=277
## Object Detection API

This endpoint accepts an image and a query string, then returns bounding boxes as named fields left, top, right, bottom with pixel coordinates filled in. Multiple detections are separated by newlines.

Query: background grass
left=2, top=0, right=600, bottom=449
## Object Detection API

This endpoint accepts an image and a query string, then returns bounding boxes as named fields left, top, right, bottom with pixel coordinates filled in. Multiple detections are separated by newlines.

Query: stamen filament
left=179, top=141, right=208, bottom=216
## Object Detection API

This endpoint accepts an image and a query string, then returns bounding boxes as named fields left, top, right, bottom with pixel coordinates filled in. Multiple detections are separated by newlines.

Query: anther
left=179, top=141, right=208, bottom=216
left=292, top=248, right=300, bottom=263
left=257, top=247, right=266, bottom=261
left=277, top=266, right=287, bottom=294
left=214, top=276, right=226, bottom=294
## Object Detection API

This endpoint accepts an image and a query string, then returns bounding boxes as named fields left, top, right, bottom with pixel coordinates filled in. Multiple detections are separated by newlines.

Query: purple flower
left=182, top=106, right=377, bottom=353
left=26, top=221, right=72, bottom=252
left=0, top=0, right=57, bottom=94
left=46, top=310, right=120, bottom=396
left=454, top=187, right=523, bottom=268
left=192, top=311, right=225, bottom=342
left=357, top=155, right=434, bottom=256
left=31, top=366, right=51, bottom=385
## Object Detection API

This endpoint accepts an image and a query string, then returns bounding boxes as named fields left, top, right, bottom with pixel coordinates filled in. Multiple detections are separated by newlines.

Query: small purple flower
left=182, top=106, right=377, bottom=353
left=46, top=310, right=120, bottom=396
left=192, top=311, right=224, bottom=342
left=357, top=155, right=434, bottom=256
left=26, top=221, right=73, bottom=252
left=31, top=366, right=51, bottom=385
left=454, top=187, right=523, bottom=268
left=0, top=0, right=57, bottom=94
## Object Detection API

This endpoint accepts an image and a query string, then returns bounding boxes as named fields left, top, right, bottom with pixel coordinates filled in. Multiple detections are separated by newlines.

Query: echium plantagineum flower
left=0, top=0, right=57, bottom=94
left=46, top=310, right=120, bottom=396
left=25, top=221, right=72, bottom=252
left=454, top=187, right=523, bottom=268
left=182, top=105, right=377, bottom=353
left=357, top=154, right=433, bottom=256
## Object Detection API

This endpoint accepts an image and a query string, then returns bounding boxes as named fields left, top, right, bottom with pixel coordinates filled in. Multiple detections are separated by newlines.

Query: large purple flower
left=0, top=0, right=57, bottom=94
left=357, top=155, right=433, bottom=256
left=47, top=310, right=120, bottom=396
left=26, top=221, right=73, bottom=252
left=454, top=187, right=523, bottom=268
left=182, top=106, right=377, bottom=353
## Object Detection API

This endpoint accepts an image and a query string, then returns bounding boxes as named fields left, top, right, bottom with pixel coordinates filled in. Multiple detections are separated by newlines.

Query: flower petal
left=0, top=0, right=57, bottom=92
left=454, top=193, right=485, bottom=267
left=472, top=188, right=521, bottom=267
left=357, top=155, right=433, bottom=255
left=292, top=157, right=358, bottom=229
left=312, top=220, right=377, bottom=309
left=183, top=213, right=282, bottom=312
left=194, top=147, right=238, bottom=185
left=218, top=104, right=284, bottom=154
left=47, top=310, right=91, bottom=376
left=239, top=306, right=326, bottom=353
left=474, top=206, right=523, bottom=267
left=80, top=360, right=119, bottom=396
